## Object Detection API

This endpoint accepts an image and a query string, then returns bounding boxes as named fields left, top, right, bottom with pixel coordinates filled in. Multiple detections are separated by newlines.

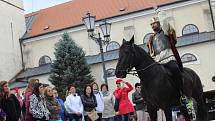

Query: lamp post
left=208, top=0, right=215, bottom=30
left=82, top=12, right=111, bottom=85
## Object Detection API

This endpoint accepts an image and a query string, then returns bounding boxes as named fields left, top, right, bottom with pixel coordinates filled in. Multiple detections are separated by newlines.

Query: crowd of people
left=0, top=78, right=152, bottom=121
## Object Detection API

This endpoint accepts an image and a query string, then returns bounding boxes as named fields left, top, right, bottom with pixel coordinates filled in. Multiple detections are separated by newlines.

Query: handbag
left=114, top=98, right=119, bottom=112
left=87, top=109, right=99, bottom=121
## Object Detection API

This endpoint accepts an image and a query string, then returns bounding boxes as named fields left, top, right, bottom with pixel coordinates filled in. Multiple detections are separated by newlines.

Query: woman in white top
left=91, top=82, right=104, bottom=121
left=64, top=84, right=83, bottom=121
left=101, top=84, right=115, bottom=121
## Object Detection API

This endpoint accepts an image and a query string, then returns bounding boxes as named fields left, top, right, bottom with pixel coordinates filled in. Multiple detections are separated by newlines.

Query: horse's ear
left=130, top=35, right=134, bottom=44
left=122, top=38, right=126, bottom=44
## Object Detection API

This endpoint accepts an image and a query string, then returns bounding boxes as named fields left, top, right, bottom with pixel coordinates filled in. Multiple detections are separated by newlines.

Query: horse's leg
left=183, top=68, right=208, bottom=121
left=163, top=106, right=172, bottom=121
left=192, top=90, right=208, bottom=121
left=147, top=103, right=157, bottom=121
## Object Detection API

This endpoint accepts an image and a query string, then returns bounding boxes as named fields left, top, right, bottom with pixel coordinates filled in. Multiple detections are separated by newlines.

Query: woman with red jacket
left=113, top=79, right=135, bottom=121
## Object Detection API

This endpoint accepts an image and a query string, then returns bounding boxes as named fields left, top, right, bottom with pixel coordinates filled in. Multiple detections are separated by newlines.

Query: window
left=181, top=53, right=197, bottom=64
left=212, top=76, right=215, bottom=82
left=143, top=33, right=153, bottom=44
left=39, top=55, right=52, bottom=66
left=182, top=24, right=199, bottom=35
left=124, top=25, right=135, bottom=40
left=106, top=68, right=116, bottom=78
left=106, top=41, right=120, bottom=51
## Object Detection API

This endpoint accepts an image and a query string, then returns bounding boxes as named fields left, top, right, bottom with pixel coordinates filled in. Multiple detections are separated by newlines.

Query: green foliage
left=49, top=33, right=93, bottom=98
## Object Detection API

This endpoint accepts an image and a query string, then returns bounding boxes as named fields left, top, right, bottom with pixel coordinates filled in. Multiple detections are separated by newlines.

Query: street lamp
left=82, top=12, right=111, bottom=85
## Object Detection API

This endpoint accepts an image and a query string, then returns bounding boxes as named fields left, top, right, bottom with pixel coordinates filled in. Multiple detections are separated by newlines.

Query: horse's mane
left=133, top=44, right=154, bottom=63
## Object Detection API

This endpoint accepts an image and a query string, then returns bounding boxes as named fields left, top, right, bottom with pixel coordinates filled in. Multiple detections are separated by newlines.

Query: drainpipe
left=208, top=0, right=215, bottom=30
left=19, top=39, right=25, bottom=69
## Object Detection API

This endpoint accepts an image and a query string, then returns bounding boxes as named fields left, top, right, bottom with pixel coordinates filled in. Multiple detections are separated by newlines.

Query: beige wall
left=1, top=0, right=23, bottom=9
left=0, top=0, right=26, bottom=80
left=23, top=1, right=213, bottom=68
left=178, top=41, right=215, bottom=92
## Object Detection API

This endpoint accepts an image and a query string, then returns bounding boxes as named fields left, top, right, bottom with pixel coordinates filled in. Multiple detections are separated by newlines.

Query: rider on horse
left=146, top=10, right=196, bottom=117
left=147, top=11, right=183, bottom=94
left=146, top=9, right=197, bottom=119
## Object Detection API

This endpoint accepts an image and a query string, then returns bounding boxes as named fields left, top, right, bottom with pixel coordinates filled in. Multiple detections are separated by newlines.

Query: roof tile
left=24, top=0, right=175, bottom=39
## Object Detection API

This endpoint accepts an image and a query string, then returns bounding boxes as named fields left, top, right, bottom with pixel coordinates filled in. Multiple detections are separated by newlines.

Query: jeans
left=136, top=110, right=148, bottom=121
left=122, top=113, right=130, bottom=121
left=68, top=114, right=82, bottom=121
left=101, top=117, right=115, bottom=121
left=114, top=115, right=122, bottom=121
left=114, top=113, right=130, bottom=121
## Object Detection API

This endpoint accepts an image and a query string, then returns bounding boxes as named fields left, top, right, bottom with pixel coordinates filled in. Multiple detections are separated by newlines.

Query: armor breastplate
left=152, top=30, right=171, bottom=55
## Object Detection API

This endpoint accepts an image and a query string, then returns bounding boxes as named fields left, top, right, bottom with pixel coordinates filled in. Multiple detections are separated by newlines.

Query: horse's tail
left=184, top=67, right=208, bottom=121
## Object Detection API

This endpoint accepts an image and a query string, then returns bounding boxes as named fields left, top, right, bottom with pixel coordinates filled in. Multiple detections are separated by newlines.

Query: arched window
left=39, top=55, right=52, bottom=66
left=212, top=76, right=215, bottom=82
left=143, top=33, right=153, bottom=44
left=181, top=53, right=197, bottom=64
left=182, top=24, right=199, bottom=35
left=106, top=41, right=120, bottom=51
left=106, top=68, right=116, bottom=78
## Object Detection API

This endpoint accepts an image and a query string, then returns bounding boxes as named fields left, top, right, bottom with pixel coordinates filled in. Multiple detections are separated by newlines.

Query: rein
left=127, top=62, right=156, bottom=75
left=116, top=42, right=174, bottom=76
left=118, top=55, right=174, bottom=76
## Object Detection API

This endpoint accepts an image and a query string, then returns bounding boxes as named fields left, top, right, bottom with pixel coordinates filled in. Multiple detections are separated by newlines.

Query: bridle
left=116, top=43, right=156, bottom=76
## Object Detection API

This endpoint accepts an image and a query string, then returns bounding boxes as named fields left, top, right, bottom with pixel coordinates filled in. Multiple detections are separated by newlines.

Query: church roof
left=22, top=0, right=176, bottom=39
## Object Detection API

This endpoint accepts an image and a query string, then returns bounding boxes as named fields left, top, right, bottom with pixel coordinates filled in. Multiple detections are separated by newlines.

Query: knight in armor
left=147, top=10, right=196, bottom=119
left=147, top=11, right=183, bottom=95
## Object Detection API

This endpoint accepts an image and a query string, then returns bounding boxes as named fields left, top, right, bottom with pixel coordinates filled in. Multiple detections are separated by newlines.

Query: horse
left=115, top=36, right=208, bottom=121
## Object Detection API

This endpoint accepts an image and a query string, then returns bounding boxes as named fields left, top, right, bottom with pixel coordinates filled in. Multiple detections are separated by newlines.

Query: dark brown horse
left=115, top=36, right=207, bottom=121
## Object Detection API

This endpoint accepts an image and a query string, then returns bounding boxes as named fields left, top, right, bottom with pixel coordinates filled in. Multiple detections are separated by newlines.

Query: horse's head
left=115, top=36, right=136, bottom=78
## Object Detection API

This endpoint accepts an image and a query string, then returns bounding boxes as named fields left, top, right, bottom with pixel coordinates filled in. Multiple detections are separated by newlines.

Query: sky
left=23, top=0, right=71, bottom=13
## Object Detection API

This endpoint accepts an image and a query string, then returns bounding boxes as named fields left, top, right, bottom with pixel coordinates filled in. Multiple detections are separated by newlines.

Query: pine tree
left=49, top=33, right=93, bottom=98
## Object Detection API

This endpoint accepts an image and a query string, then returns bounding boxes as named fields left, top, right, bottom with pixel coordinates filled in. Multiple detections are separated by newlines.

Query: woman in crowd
left=113, top=79, right=135, bottom=121
left=44, top=86, right=62, bottom=121
left=29, top=83, right=50, bottom=121
left=24, top=78, right=39, bottom=121
left=64, top=84, right=83, bottom=121
left=91, top=82, right=104, bottom=121
left=81, top=85, right=97, bottom=121
left=0, top=81, right=21, bottom=121
left=101, top=84, right=115, bottom=121
left=13, top=87, right=24, bottom=121
left=53, top=89, right=66, bottom=121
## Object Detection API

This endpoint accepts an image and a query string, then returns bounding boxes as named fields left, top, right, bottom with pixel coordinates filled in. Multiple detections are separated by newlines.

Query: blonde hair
left=25, top=79, right=39, bottom=93
left=44, top=86, right=52, bottom=97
